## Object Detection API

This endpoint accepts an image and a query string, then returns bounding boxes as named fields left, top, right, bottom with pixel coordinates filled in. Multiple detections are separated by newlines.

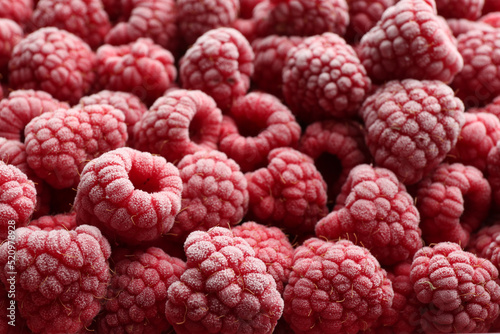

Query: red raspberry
left=219, top=92, right=301, bottom=172
left=8, top=27, right=96, bottom=105
left=435, top=0, right=484, bottom=19
left=0, top=0, right=33, bottom=27
left=487, top=141, right=500, bottom=208
left=416, top=163, right=491, bottom=247
left=410, top=242, right=500, bottom=333
left=133, top=89, right=222, bottom=164
left=346, top=0, right=397, bottom=41
left=358, top=0, right=463, bottom=83
left=24, top=104, right=128, bottom=189
left=445, top=18, right=495, bottom=37
left=283, top=238, right=393, bottom=334
left=479, top=11, right=500, bottom=28
left=176, top=0, right=239, bottom=45
left=360, top=79, right=465, bottom=185
left=468, top=224, right=500, bottom=272
left=253, top=0, right=349, bottom=37
left=29, top=212, right=77, bottom=231
left=232, top=221, right=294, bottom=294
left=0, top=89, right=69, bottom=142
left=0, top=225, right=111, bottom=334
left=165, top=227, right=284, bottom=334
left=240, top=0, right=264, bottom=19
left=0, top=19, right=22, bottom=78
left=482, top=0, right=500, bottom=13
left=246, top=147, right=328, bottom=235
left=171, top=150, right=249, bottom=239
left=283, top=33, right=372, bottom=123
left=95, top=38, right=176, bottom=105
left=98, top=247, right=186, bottom=334
left=32, top=0, right=111, bottom=50
left=74, top=147, right=183, bottom=245
left=179, top=27, right=254, bottom=111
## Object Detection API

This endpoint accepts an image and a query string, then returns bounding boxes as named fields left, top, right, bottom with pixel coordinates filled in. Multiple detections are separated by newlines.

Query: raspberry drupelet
left=29, top=212, right=77, bottom=231
left=0, top=18, right=22, bottom=78
left=468, top=224, right=500, bottom=272
left=346, top=0, right=396, bottom=42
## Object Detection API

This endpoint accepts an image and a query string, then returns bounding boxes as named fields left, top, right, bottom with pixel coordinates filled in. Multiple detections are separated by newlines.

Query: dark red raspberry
left=133, top=89, right=222, bottom=164
left=74, top=147, right=183, bottom=245
left=410, top=242, right=500, bottom=333
left=283, top=33, right=372, bottom=123
left=445, top=18, right=495, bottom=37
left=29, top=212, right=77, bottom=231
left=0, top=19, right=22, bottom=78
left=0, top=225, right=112, bottom=334
left=346, top=0, right=397, bottom=41
left=179, top=27, right=254, bottom=111
left=219, top=92, right=301, bottom=172
left=246, top=147, right=328, bottom=234
left=165, top=227, right=284, bottom=334
left=283, top=238, right=393, bottom=334
left=360, top=79, right=465, bottom=185
left=95, top=38, right=177, bottom=104
left=358, top=0, right=463, bottom=83
left=416, top=163, right=491, bottom=247
left=8, top=27, right=96, bottom=105
left=436, top=0, right=484, bottom=19
left=482, top=0, right=500, bottom=13
left=24, top=104, right=128, bottom=189
left=468, top=224, right=500, bottom=272
left=0, top=0, right=33, bottom=27
left=98, top=247, right=186, bottom=334
left=487, top=140, right=500, bottom=208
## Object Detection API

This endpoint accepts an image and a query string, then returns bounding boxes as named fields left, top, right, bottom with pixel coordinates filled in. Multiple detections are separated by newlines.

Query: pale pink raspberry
left=0, top=19, right=22, bottom=78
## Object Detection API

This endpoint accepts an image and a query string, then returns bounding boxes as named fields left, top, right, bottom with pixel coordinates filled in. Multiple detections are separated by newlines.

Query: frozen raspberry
left=299, top=120, right=371, bottom=204
left=360, top=79, right=465, bottom=185
left=24, top=104, right=127, bottom=189
left=105, top=0, right=179, bottom=54
left=251, top=35, right=303, bottom=98
left=32, top=0, right=111, bottom=50
left=179, top=27, right=254, bottom=111
left=283, top=33, right=372, bottom=123
left=0, top=161, right=36, bottom=241
left=445, top=18, right=495, bottom=37
left=98, top=247, right=185, bottom=334
left=487, top=141, right=500, bottom=208
left=435, top=0, right=484, bottom=19
left=416, top=163, right=491, bottom=247
left=95, top=38, right=176, bottom=104
left=133, top=89, right=222, bottom=164
left=253, top=0, right=349, bottom=37
left=232, top=221, right=294, bottom=294
left=176, top=0, right=239, bottom=45
left=346, top=0, right=397, bottom=41
left=165, top=227, right=284, bottom=334
left=468, top=224, right=500, bottom=273
left=358, top=0, right=463, bottom=83
left=246, top=147, right=328, bottom=234
left=482, top=0, right=500, bottom=13
left=479, top=12, right=500, bottom=28
left=410, top=242, right=500, bottom=333
left=219, top=92, right=301, bottom=172
left=9, top=27, right=96, bottom=105
left=0, top=89, right=69, bottom=142
left=74, top=147, right=183, bottom=245
left=29, top=212, right=77, bottom=231
left=0, top=19, right=22, bottom=78
left=283, top=238, right=393, bottom=334
left=171, top=150, right=248, bottom=239
left=240, top=0, right=264, bottom=18
left=0, top=225, right=111, bottom=334
left=0, top=0, right=33, bottom=27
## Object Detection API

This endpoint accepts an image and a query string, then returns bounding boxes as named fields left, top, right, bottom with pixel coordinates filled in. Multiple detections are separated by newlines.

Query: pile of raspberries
left=3, top=0, right=500, bottom=333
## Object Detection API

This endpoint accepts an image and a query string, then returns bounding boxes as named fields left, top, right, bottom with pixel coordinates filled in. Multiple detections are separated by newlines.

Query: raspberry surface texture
left=29, top=212, right=77, bottom=231
left=347, top=0, right=396, bottom=41
left=468, top=224, right=500, bottom=273
left=74, top=147, right=183, bottom=245
left=435, top=0, right=484, bottom=20
left=0, top=0, right=33, bottom=27
left=165, top=227, right=284, bottom=334
left=360, top=79, right=465, bottom=185
left=0, top=19, right=22, bottom=78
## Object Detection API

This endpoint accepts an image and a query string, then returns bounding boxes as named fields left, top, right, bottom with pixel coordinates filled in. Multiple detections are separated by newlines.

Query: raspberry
left=479, top=11, right=500, bottom=28
left=32, top=0, right=111, bottom=50
left=24, top=104, right=128, bottom=189
left=435, top=0, right=484, bottom=19
left=8, top=27, right=96, bottom=105
left=468, top=224, right=500, bottom=273
left=0, top=161, right=36, bottom=241
left=179, top=27, right=254, bottom=111
left=482, top=0, right=500, bottom=13
left=298, top=120, right=371, bottom=203
left=251, top=35, right=304, bottom=98
left=98, top=247, right=186, bottom=334
left=410, top=242, right=500, bottom=333
left=0, top=225, right=112, bottom=334
left=133, top=89, right=222, bottom=164
left=232, top=221, right=294, bottom=294
left=346, top=0, right=397, bottom=41
left=487, top=141, right=500, bottom=208
left=219, top=92, right=302, bottom=172
left=176, top=0, right=239, bottom=45
left=95, top=38, right=177, bottom=104
left=171, top=150, right=249, bottom=239
left=246, top=147, right=328, bottom=234
left=0, top=19, right=22, bottom=78
left=445, top=18, right=495, bottom=37
left=29, top=212, right=77, bottom=231
left=240, top=0, right=264, bottom=19
left=73, top=147, right=183, bottom=245
left=358, top=0, right=463, bottom=83
left=0, top=0, right=33, bottom=27
left=360, top=79, right=465, bottom=185
left=283, top=33, right=372, bottom=123
left=468, top=94, right=500, bottom=119
left=283, top=238, right=393, bottom=334
left=253, top=0, right=349, bottom=37
left=416, top=163, right=491, bottom=247
left=0, top=89, right=69, bottom=142
left=105, top=0, right=179, bottom=54
left=165, top=227, right=284, bottom=334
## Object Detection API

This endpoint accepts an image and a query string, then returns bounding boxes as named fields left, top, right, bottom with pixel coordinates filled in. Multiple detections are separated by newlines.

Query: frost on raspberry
left=165, top=227, right=284, bottom=334
left=0, top=19, right=22, bottom=78
left=29, top=212, right=77, bottom=231
left=346, top=0, right=396, bottom=42
left=73, top=147, right=183, bottom=245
